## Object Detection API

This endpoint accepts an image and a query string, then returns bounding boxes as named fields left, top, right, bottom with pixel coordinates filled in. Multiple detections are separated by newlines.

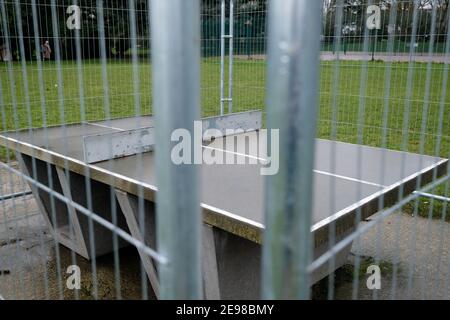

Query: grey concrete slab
left=314, top=139, right=444, bottom=187
left=2, top=116, right=154, bottom=160
left=115, top=190, right=160, bottom=298
left=0, top=115, right=447, bottom=244
left=93, top=116, right=154, bottom=131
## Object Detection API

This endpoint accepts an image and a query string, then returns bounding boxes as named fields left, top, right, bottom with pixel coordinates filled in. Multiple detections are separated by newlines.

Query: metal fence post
left=262, top=0, right=323, bottom=299
left=220, top=0, right=234, bottom=115
left=228, top=0, right=234, bottom=114
left=220, top=0, right=226, bottom=115
left=150, top=0, right=202, bottom=299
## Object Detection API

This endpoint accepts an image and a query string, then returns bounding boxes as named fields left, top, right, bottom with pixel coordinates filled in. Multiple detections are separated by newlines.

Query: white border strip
left=203, top=145, right=386, bottom=188
left=202, top=145, right=270, bottom=164
left=82, top=121, right=126, bottom=132
left=202, top=203, right=265, bottom=230
left=314, top=169, right=385, bottom=188
left=414, top=191, right=450, bottom=203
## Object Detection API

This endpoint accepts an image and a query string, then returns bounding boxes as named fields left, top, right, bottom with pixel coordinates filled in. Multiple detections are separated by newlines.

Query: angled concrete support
left=55, top=167, right=90, bottom=259
left=16, top=152, right=89, bottom=258
left=202, top=224, right=220, bottom=300
left=115, top=189, right=160, bottom=299
left=16, top=153, right=130, bottom=259
left=54, top=166, right=130, bottom=258
left=115, top=190, right=223, bottom=300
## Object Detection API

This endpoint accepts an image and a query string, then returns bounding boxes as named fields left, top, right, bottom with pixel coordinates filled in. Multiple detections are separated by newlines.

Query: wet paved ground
left=0, top=163, right=152, bottom=300
left=235, top=52, right=450, bottom=63
left=0, top=163, right=449, bottom=300
left=314, top=212, right=450, bottom=300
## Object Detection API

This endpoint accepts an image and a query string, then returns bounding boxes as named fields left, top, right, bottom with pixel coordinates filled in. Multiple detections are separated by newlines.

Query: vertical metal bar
left=262, top=0, right=322, bottom=299
left=96, top=0, right=123, bottom=300
left=150, top=0, right=202, bottom=299
left=407, top=3, right=439, bottom=298
left=128, top=0, right=149, bottom=300
left=351, top=0, right=373, bottom=300
left=431, top=9, right=450, bottom=299
left=373, top=0, right=398, bottom=301
left=28, top=0, right=53, bottom=300
left=13, top=0, right=40, bottom=299
left=46, top=0, right=66, bottom=299
left=326, top=0, right=345, bottom=300
left=220, top=0, right=226, bottom=115
left=72, top=0, right=97, bottom=301
left=228, top=0, right=234, bottom=113
left=390, top=0, right=420, bottom=299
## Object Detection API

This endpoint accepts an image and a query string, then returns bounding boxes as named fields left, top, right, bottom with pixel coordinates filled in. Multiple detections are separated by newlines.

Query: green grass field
left=0, top=58, right=449, bottom=219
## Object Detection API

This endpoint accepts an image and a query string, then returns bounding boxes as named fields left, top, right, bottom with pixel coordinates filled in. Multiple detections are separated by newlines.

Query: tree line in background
left=1, top=0, right=149, bottom=60
left=323, top=0, right=449, bottom=43
left=0, top=0, right=449, bottom=61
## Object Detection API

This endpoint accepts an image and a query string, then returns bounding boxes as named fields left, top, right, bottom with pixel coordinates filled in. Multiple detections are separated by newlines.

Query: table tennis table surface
left=0, top=115, right=447, bottom=242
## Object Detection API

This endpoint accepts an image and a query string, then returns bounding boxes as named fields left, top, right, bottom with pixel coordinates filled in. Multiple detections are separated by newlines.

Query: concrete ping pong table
left=0, top=110, right=447, bottom=299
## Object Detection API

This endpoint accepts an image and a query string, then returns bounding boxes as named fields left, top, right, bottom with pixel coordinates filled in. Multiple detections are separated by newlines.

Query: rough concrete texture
left=1, top=163, right=449, bottom=300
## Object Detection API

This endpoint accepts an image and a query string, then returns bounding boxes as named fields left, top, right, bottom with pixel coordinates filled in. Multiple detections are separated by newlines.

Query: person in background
left=42, top=40, right=51, bottom=61
left=0, top=43, right=12, bottom=61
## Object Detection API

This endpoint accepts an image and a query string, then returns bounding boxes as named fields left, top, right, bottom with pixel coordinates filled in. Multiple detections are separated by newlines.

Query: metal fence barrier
left=0, top=0, right=449, bottom=300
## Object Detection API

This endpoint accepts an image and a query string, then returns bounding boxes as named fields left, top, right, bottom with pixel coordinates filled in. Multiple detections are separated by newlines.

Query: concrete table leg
left=16, top=152, right=88, bottom=258
left=16, top=153, right=130, bottom=259
left=115, top=190, right=160, bottom=299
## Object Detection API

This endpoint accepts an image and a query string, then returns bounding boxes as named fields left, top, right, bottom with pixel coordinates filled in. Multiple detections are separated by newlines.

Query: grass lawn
left=0, top=58, right=449, bottom=219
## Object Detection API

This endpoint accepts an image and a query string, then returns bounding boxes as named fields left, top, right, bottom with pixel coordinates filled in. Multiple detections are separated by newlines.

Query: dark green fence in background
left=202, top=14, right=266, bottom=57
